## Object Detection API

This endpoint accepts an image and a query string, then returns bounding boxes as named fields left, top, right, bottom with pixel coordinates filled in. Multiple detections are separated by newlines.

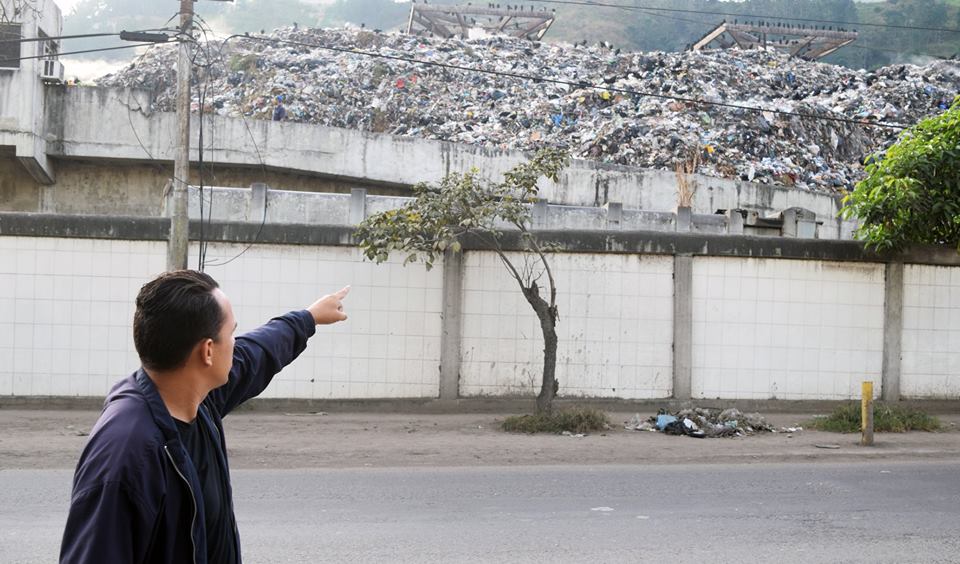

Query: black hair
left=133, top=270, right=224, bottom=372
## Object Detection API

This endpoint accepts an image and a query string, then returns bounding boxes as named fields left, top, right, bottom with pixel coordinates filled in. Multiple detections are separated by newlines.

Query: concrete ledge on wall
left=4, top=211, right=960, bottom=266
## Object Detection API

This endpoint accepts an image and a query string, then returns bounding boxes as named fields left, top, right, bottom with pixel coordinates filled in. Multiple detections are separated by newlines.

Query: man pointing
left=61, top=270, right=349, bottom=563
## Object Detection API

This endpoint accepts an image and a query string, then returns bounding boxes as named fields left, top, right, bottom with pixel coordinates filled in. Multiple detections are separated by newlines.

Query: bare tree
left=356, top=149, right=568, bottom=413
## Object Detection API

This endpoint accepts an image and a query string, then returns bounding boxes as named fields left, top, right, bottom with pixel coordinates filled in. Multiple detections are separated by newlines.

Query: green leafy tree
left=356, top=149, right=568, bottom=414
left=841, top=100, right=960, bottom=251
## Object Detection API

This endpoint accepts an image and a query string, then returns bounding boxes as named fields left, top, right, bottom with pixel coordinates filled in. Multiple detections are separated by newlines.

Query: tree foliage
left=355, top=148, right=569, bottom=413
left=841, top=100, right=960, bottom=252
left=356, top=148, right=567, bottom=270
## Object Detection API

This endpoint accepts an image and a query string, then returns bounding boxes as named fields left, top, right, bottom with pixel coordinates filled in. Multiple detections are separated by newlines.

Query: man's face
left=210, top=288, right=237, bottom=387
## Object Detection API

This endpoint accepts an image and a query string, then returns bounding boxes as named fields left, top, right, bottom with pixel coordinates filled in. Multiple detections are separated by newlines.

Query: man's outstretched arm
left=208, top=286, right=349, bottom=416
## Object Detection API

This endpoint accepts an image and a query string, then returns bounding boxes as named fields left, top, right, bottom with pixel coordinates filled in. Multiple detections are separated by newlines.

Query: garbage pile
left=97, top=27, right=960, bottom=191
left=625, top=408, right=801, bottom=438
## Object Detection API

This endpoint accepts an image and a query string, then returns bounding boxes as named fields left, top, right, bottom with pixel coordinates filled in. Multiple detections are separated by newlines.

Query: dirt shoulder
left=1, top=410, right=958, bottom=470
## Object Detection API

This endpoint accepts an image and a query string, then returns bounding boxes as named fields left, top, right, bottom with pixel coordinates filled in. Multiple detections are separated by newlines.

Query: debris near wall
left=98, top=27, right=960, bottom=192
left=625, top=408, right=802, bottom=438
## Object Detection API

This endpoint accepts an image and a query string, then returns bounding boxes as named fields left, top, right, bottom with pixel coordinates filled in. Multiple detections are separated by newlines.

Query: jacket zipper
left=164, top=444, right=199, bottom=564
left=202, top=409, right=242, bottom=560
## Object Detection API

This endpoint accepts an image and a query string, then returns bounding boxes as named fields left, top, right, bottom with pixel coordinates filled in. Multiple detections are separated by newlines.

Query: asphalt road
left=4, top=462, right=959, bottom=563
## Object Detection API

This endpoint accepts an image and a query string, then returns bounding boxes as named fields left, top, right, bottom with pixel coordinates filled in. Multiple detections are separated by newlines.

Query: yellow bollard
left=861, top=381, right=874, bottom=446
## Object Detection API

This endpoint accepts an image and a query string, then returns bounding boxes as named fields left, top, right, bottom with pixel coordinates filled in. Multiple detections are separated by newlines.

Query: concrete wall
left=0, top=235, right=444, bottom=398
left=0, top=158, right=372, bottom=217
left=0, top=0, right=61, bottom=184
left=5, top=85, right=856, bottom=238
left=0, top=235, right=165, bottom=396
left=197, top=242, right=444, bottom=399
left=692, top=257, right=885, bottom=400
left=2, top=222, right=958, bottom=401
left=901, top=265, right=960, bottom=399
left=459, top=252, right=674, bottom=399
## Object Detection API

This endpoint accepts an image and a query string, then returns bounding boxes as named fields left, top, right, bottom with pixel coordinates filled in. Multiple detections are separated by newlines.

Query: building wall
left=0, top=235, right=164, bottom=396
left=691, top=257, right=885, bottom=400
left=195, top=242, right=443, bottom=399
left=0, top=158, right=390, bottom=217
left=0, top=0, right=61, bottom=183
left=459, top=252, right=674, bottom=399
left=3, top=85, right=857, bottom=237
left=0, top=236, right=444, bottom=398
left=901, top=265, right=960, bottom=399
left=1, top=232, right=957, bottom=401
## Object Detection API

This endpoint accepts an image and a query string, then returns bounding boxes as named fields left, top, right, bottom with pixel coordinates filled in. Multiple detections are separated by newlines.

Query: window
left=0, top=23, right=21, bottom=69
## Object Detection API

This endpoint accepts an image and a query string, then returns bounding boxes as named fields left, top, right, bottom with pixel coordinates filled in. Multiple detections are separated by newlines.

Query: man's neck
left=145, top=369, right=208, bottom=423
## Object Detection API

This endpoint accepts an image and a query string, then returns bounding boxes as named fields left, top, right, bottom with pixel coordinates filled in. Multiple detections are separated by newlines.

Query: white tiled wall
left=5, top=234, right=956, bottom=402
left=901, top=265, right=960, bottom=399
left=0, top=237, right=442, bottom=399
left=459, top=252, right=674, bottom=399
left=692, top=257, right=885, bottom=400
left=0, top=236, right=166, bottom=396
left=194, top=243, right=444, bottom=399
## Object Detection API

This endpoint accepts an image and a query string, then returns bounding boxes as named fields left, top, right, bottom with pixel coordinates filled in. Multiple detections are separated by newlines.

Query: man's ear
left=200, top=338, right=215, bottom=367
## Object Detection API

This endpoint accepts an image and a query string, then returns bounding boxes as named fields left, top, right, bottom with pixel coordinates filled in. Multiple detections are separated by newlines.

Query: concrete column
left=532, top=198, right=548, bottom=228
left=882, top=262, right=904, bottom=401
left=40, top=184, right=56, bottom=213
left=604, top=202, right=622, bottom=230
left=250, top=182, right=268, bottom=222
left=673, top=254, right=693, bottom=400
left=439, top=249, right=464, bottom=400
left=726, top=209, right=744, bottom=235
left=676, top=206, right=692, bottom=232
left=781, top=207, right=817, bottom=239
left=349, top=188, right=367, bottom=225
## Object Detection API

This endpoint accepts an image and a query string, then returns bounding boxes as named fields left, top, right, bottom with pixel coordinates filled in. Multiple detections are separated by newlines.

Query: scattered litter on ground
left=624, top=407, right=802, bottom=438
left=625, top=413, right=657, bottom=432
left=97, top=27, right=960, bottom=192
left=561, top=431, right=586, bottom=438
left=590, top=506, right=615, bottom=512
left=815, top=444, right=841, bottom=449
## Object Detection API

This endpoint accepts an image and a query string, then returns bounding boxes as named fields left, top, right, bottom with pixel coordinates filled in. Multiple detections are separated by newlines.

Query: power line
left=0, top=29, right=176, bottom=44
left=0, top=43, right=154, bottom=64
left=222, top=33, right=907, bottom=130
left=190, top=16, right=272, bottom=270
left=0, top=31, right=119, bottom=44
left=529, top=0, right=960, bottom=35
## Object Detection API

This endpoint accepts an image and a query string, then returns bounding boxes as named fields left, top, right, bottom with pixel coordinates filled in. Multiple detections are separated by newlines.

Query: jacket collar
left=133, top=368, right=181, bottom=443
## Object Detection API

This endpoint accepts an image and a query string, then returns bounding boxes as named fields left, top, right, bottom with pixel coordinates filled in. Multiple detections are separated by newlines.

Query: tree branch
left=524, top=232, right=557, bottom=309
left=472, top=228, right=529, bottom=294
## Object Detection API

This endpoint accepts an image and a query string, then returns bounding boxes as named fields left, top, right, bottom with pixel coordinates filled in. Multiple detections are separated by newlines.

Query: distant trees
left=548, top=0, right=959, bottom=70
left=54, top=0, right=960, bottom=69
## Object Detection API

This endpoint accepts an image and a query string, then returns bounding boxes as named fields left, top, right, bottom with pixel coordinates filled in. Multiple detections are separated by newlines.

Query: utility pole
left=168, top=0, right=193, bottom=271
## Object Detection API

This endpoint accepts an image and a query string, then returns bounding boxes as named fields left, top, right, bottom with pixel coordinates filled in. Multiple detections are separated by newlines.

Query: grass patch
left=811, top=403, right=941, bottom=433
left=502, top=407, right=609, bottom=434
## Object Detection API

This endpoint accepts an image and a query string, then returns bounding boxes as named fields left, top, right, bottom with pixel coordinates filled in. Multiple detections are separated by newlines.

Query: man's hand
left=307, top=286, right=350, bottom=325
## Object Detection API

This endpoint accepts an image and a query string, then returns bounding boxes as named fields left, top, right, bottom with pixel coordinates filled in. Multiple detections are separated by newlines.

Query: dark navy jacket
left=60, top=310, right=316, bottom=564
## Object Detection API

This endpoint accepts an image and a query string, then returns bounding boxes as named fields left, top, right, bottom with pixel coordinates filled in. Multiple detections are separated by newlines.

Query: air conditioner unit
left=41, top=59, right=64, bottom=83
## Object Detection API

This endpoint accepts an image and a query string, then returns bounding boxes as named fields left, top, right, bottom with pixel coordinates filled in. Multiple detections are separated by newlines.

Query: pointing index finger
left=334, top=285, right=351, bottom=299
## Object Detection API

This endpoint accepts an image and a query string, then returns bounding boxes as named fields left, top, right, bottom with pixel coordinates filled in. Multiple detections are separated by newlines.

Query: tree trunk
left=523, top=285, right=558, bottom=414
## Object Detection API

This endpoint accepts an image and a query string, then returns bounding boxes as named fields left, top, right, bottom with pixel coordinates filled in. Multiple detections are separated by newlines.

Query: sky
left=54, top=0, right=80, bottom=13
